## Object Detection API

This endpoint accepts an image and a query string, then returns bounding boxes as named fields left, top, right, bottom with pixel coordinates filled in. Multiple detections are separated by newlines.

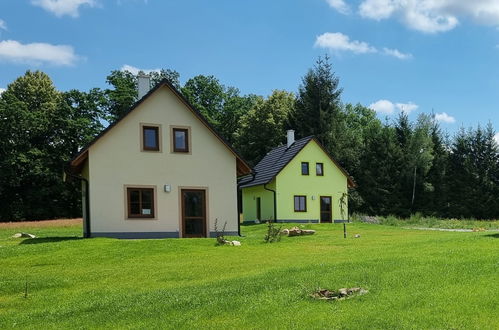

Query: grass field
left=0, top=220, right=498, bottom=329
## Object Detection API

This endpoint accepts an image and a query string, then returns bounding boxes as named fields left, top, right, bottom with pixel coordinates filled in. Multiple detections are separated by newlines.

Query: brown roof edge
left=68, top=79, right=252, bottom=176
left=311, top=137, right=357, bottom=188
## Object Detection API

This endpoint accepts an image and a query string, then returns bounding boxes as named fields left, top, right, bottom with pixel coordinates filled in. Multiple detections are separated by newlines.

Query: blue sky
left=1, top=0, right=499, bottom=137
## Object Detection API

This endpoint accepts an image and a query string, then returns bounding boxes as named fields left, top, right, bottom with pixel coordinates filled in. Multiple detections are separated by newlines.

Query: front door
left=181, top=189, right=207, bottom=238
left=320, top=196, right=332, bottom=223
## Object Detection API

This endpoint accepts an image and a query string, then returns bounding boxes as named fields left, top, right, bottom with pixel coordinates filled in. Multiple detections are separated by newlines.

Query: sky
left=1, top=0, right=499, bottom=138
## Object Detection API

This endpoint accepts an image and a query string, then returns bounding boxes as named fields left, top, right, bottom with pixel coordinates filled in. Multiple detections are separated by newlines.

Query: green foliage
left=263, top=221, right=282, bottom=243
left=0, top=222, right=497, bottom=328
left=235, top=90, right=295, bottom=165
left=290, top=55, right=343, bottom=151
left=0, top=71, right=106, bottom=221
left=181, top=75, right=255, bottom=144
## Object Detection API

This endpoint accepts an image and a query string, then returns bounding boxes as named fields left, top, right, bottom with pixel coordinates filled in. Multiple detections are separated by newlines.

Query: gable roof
left=69, top=79, right=252, bottom=177
left=239, top=136, right=356, bottom=188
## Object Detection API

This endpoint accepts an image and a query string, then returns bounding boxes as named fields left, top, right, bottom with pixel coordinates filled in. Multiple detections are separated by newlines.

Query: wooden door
left=320, top=196, right=332, bottom=223
left=256, top=197, right=261, bottom=220
left=181, top=189, right=207, bottom=238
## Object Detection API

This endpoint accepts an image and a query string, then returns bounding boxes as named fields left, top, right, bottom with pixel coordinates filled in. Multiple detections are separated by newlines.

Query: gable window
left=171, top=127, right=190, bottom=153
left=126, top=187, right=155, bottom=218
left=140, top=123, right=162, bottom=152
left=301, top=162, right=309, bottom=175
left=294, top=195, right=307, bottom=212
left=316, top=163, right=324, bottom=176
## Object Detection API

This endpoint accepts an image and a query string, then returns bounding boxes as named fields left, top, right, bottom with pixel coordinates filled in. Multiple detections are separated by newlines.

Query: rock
left=288, top=226, right=302, bottom=237
left=354, top=234, right=361, bottom=238
left=302, top=230, right=316, bottom=235
left=284, top=227, right=315, bottom=236
left=231, top=240, right=241, bottom=246
left=12, top=233, right=36, bottom=239
left=254, top=219, right=260, bottom=224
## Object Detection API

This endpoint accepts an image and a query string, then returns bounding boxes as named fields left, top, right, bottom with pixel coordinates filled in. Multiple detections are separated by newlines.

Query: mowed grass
left=0, top=221, right=498, bottom=329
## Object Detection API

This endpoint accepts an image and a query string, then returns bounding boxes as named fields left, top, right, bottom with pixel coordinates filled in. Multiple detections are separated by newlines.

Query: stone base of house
left=91, top=231, right=238, bottom=239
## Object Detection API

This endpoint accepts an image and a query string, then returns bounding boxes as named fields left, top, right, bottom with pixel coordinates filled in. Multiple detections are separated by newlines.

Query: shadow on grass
left=20, top=237, right=83, bottom=244
left=484, top=233, right=499, bottom=239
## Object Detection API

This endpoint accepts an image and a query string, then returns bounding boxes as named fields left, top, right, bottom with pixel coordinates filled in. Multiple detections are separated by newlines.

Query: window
left=294, top=195, right=307, bottom=212
left=172, top=127, right=190, bottom=153
left=127, top=187, right=155, bottom=218
left=316, top=163, right=324, bottom=176
left=301, top=162, right=309, bottom=175
left=140, top=124, right=161, bottom=152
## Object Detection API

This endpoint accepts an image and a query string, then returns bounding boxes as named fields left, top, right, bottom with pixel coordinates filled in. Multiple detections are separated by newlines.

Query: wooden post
left=343, top=223, right=347, bottom=238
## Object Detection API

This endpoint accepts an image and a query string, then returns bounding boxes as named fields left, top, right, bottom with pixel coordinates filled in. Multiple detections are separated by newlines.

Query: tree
left=0, top=71, right=107, bottom=221
left=181, top=75, right=226, bottom=128
left=235, top=90, right=295, bottom=165
left=0, top=71, right=64, bottom=220
left=182, top=75, right=255, bottom=144
left=290, top=55, right=343, bottom=151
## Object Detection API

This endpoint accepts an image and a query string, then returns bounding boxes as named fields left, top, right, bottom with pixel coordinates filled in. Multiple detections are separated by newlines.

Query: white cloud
left=315, top=32, right=377, bottom=54
left=315, top=32, right=411, bottom=59
left=0, top=40, right=79, bottom=66
left=395, top=102, right=418, bottom=113
left=32, top=0, right=97, bottom=18
left=383, top=47, right=413, bottom=59
left=369, top=99, right=419, bottom=115
left=369, top=99, right=396, bottom=114
left=326, top=0, right=350, bottom=14
left=358, top=0, right=499, bottom=33
left=494, top=133, right=499, bottom=144
left=120, top=64, right=161, bottom=75
left=0, top=88, right=5, bottom=95
left=434, top=112, right=456, bottom=123
left=0, top=19, right=7, bottom=30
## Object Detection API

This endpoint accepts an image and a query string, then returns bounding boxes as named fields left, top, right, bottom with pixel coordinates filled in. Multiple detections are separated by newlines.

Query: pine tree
left=290, top=55, right=343, bottom=152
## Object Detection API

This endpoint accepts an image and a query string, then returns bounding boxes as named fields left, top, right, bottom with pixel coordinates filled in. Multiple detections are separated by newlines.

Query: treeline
left=1, top=57, right=498, bottom=221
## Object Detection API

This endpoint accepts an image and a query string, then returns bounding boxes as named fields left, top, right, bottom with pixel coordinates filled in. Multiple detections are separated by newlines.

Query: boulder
left=354, top=234, right=361, bottom=238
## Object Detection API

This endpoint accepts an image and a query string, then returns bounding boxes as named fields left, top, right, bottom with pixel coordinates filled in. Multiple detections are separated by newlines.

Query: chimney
left=287, top=129, right=295, bottom=148
left=137, top=74, right=151, bottom=99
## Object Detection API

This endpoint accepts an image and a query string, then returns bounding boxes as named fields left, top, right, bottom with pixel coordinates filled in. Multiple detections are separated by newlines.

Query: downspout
left=237, top=171, right=256, bottom=237
left=264, top=183, right=277, bottom=223
left=64, top=164, right=91, bottom=238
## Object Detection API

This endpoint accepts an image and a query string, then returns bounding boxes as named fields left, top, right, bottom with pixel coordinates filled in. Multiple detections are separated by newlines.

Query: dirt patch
left=0, top=219, right=82, bottom=229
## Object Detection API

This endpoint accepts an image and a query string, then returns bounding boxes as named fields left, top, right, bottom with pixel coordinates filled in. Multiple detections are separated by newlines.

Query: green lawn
left=0, top=221, right=498, bottom=329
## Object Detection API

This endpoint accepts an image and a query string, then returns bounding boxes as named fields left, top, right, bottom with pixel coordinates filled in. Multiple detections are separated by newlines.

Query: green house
left=239, top=130, right=355, bottom=223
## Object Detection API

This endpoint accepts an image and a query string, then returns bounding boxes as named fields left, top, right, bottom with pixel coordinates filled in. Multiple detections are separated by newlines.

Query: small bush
left=214, top=219, right=227, bottom=246
left=264, top=221, right=282, bottom=243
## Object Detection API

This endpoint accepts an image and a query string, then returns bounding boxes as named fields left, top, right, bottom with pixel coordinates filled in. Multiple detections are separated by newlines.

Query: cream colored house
left=69, top=78, right=251, bottom=238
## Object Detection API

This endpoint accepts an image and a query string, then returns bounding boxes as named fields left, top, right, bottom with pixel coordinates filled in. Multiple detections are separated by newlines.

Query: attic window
left=316, top=163, right=324, bottom=176
left=171, top=126, right=191, bottom=153
left=301, top=162, right=309, bottom=175
left=141, top=123, right=162, bottom=152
